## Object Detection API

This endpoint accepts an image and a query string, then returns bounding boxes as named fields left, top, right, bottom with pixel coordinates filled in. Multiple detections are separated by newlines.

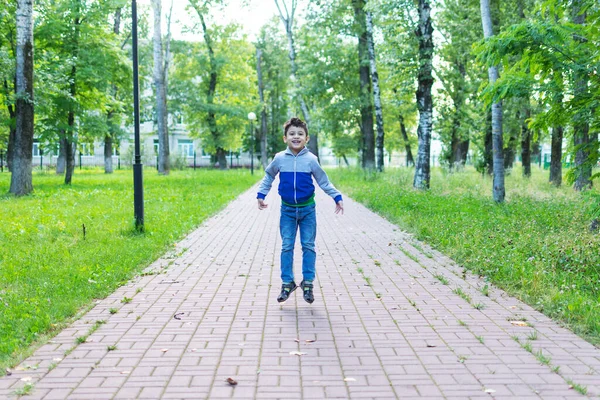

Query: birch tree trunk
left=152, top=0, right=169, bottom=175
left=413, top=0, right=434, bottom=189
left=352, top=0, right=375, bottom=171
left=274, top=0, right=319, bottom=159
left=366, top=11, right=385, bottom=172
left=480, top=0, right=505, bottom=202
left=9, top=0, right=34, bottom=195
left=256, top=48, right=268, bottom=169
left=571, top=1, right=591, bottom=191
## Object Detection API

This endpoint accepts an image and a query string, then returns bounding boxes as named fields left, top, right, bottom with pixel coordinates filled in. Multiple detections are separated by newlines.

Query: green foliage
left=170, top=23, right=257, bottom=156
left=330, top=167, right=600, bottom=344
left=0, top=169, right=259, bottom=369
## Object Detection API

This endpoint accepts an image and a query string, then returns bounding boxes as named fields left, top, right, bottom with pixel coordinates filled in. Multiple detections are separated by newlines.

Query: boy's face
left=283, top=126, right=309, bottom=154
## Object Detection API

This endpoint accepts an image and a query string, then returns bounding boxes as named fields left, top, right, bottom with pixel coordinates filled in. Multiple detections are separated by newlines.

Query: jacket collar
left=285, top=147, right=309, bottom=156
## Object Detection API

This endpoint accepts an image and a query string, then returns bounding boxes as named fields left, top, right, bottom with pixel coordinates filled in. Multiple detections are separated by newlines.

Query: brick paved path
left=2, top=184, right=600, bottom=399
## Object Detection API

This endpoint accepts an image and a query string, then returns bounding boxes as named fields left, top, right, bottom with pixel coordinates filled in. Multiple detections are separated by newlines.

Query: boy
left=257, top=117, right=344, bottom=304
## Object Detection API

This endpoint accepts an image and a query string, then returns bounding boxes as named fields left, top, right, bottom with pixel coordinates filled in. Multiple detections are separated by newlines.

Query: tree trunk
left=352, top=0, right=375, bottom=171
left=274, top=0, right=319, bottom=159
left=549, top=126, right=563, bottom=186
left=413, top=0, right=434, bottom=189
left=152, top=0, right=169, bottom=175
left=256, top=48, right=268, bottom=169
left=104, top=129, right=113, bottom=174
left=571, top=1, right=591, bottom=191
left=399, top=115, right=414, bottom=167
left=483, top=108, right=493, bottom=175
left=480, top=0, right=505, bottom=202
left=64, top=4, right=81, bottom=186
left=504, top=129, right=517, bottom=170
left=9, top=0, right=34, bottom=196
left=57, top=136, right=66, bottom=174
left=366, top=11, right=385, bottom=172
left=520, top=107, right=531, bottom=177
left=4, top=79, right=16, bottom=172
left=105, top=7, right=122, bottom=174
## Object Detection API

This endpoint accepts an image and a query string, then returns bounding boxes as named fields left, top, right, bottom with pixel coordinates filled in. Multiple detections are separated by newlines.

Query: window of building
left=153, top=139, right=159, bottom=155
left=79, top=143, right=93, bottom=156
left=32, top=140, right=41, bottom=156
left=178, top=139, right=194, bottom=157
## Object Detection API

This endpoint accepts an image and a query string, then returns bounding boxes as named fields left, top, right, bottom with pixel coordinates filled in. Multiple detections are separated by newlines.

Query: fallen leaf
left=52, top=358, right=63, bottom=362
left=120, top=371, right=130, bottom=375
left=294, top=338, right=300, bottom=343
left=226, top=377, right=238, bottom=386
left=20, top=377, right=32, bottom=382
left=426, top=344, right=436, bottom=348
left=344, top=377, right=356, bottom=382
left=173, top=312, right=184, bottom=320
left=5, top=369, right=11, bottom=376
left=160, top=348, right=169, bottom=352
left=305, top=339, right=316, bottom=343
left=484, top=388, right=496, bottom=394
left=289, top=351, right=306, bottom=356
left=510, top=321, right=528, bottom=327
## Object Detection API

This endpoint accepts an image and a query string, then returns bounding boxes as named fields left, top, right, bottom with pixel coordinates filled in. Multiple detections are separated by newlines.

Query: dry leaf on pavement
left=226, top=377, right=238, bottom=386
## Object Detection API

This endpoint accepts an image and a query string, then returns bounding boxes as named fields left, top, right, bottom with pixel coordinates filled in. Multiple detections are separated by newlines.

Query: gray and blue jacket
left=257, top=147, right=343, bottom=207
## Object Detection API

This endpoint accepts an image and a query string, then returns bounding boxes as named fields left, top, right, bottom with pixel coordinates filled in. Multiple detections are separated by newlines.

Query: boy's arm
left=257, top=157, right=279, bottom=209
left=311, top=159, right=343, bottom=205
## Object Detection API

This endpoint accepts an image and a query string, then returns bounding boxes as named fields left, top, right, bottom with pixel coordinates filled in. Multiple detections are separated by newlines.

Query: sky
left=137, top=0, right=303, bottom=41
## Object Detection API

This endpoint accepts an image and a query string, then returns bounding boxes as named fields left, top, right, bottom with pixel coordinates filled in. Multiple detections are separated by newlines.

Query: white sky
left=138, top=0, right=304, bottom=41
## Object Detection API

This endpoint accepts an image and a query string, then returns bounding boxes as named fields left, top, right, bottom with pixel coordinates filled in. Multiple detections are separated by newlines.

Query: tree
left=480, top=0, right=505, bottom=202
left=170, top=22, right=256, bottom=166
left=151, top=0, right=170, bottom=175
left=571, top=0, right=591, bottom=191
left=274, top=0, right=319, bottom=159
left=413, top=0, right=434, bottom=189
left=255, top=19, right=290, bottom=159
left=352, top=0, right=375, bottom=171
left=0, top=1, right=16, bottom=172
left=366, top=11, right=385, bottom=172
left=436, top=0, right=483, bottom=170
left=9, top=0, right=34, bottom=195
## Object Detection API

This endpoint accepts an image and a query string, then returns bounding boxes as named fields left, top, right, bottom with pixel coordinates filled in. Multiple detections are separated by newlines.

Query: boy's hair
left=283, top=117, right=308, bottom=136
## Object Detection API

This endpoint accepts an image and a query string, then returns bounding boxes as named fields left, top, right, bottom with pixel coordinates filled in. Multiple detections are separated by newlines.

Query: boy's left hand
left=335, top=201, right=344, bottom=215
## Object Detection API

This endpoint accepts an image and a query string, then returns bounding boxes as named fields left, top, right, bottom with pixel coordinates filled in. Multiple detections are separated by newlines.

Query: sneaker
left=277, top=282, right=297, bottom=303
left=300, top=280, right=314, bottom=304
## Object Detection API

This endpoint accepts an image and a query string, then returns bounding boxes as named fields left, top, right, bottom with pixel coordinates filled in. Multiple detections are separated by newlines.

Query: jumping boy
left=257, top=117, right=344, bottom=304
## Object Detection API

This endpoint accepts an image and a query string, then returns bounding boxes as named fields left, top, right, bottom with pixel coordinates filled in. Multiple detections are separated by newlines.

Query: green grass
left=0, top=168, right=259, bottom=370
left=329, top=167, right=600, bottom=345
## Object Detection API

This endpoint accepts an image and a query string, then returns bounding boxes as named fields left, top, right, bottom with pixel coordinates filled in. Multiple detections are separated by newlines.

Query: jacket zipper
left=293, top=155, right=297, bottom=204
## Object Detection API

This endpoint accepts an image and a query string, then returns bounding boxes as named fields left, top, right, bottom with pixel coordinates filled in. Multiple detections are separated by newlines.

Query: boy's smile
left=284, top=127, right=309, bottom=154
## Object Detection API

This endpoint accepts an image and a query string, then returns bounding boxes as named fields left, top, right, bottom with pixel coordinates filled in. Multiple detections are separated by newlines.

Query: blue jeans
left=279, top=204, right=317, bottom=284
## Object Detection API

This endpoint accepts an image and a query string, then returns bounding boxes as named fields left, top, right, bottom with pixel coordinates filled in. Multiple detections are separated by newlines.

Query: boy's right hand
left=257, top=198, right=268, bottom=210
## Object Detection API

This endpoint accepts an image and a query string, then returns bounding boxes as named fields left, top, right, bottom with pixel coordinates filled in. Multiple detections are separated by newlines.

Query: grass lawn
left=328, top=166, right=600, bottom=345
left=0, top=168, right=260, bottom=370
